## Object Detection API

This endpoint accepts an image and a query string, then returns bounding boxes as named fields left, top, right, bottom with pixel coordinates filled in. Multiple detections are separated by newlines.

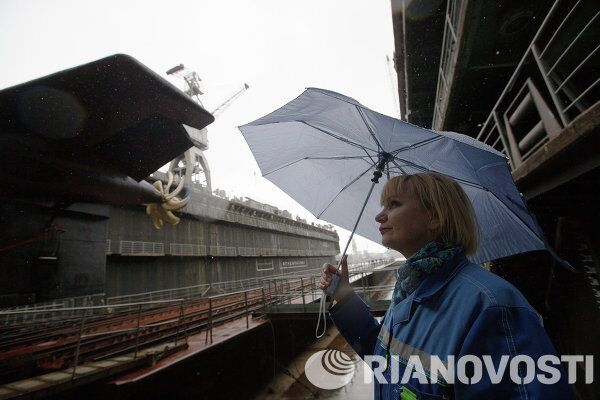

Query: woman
left=320, top=172, right=574, bottom=399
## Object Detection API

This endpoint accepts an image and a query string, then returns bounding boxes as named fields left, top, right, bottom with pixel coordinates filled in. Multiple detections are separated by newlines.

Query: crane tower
left=165, top=64, right=249, bottom=192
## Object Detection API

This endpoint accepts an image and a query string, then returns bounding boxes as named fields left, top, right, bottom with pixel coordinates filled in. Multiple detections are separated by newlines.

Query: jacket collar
left=413, top=251, right=469, bottom=303
left=391, top=252, right=470, bottom=325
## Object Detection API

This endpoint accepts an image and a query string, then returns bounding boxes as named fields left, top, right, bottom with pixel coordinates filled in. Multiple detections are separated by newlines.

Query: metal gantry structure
left=165, top=64, right=249, bottom=192
left=0, top=259, right=395, bottom=399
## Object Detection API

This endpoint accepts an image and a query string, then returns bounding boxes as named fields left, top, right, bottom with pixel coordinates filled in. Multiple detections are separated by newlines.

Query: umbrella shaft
left=339, top=180, right=377, bottom=267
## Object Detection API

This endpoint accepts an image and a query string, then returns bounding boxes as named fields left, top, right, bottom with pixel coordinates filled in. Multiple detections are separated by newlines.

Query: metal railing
left=4, top=274, right=374, bottom=383
left=0, top=290, right=271, bottom=385
left=476, top=0, right=600, bottom=170
left=263, top=277, right=395, bottom=312
left=0, top=299, right=186, bottom=380
left=0, top=260, right=397, bottom=390
left=0, top=294, right=107, bottom=324
left=1, top=259, right=395, bottom=322
left=238, top=246, right=260, bottom=256
left=135, top=260, right=388, bottom=304
left=119, top=240, right=164, bottom=256
left=166, top=182, right=338, bottom=242
left=207, top=245, right=237, bottom=257
left=170, top=243, right=207, bottom=256
left=104, top=269, right=325, bottom=306
left=113, top=241, right=337, bottom=258
left=196, top=204, right=337, bottom=243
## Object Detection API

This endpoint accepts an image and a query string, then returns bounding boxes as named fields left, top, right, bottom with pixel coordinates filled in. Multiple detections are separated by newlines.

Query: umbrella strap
left=315, top=179, right=379, bottom=338
left=315, top=293, right=329, bottom=338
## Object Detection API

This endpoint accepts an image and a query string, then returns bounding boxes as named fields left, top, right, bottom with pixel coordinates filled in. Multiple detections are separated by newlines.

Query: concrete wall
left=105, top=256, right=333, bottom=296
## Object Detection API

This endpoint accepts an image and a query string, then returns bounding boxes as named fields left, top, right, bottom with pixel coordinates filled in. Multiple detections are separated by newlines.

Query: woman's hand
left=319, top=255, right=352, bottom=302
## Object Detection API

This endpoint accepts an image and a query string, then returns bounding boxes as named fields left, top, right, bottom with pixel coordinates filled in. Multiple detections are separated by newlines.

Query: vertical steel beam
left=71, top=308, right=87, bottom=380
left=300, top=277, right=306, bottom=312
left=244, top=291, right=249, bottom=329
left=208, top=298, right=213, bottom=344
left=134, top=304, right=142, bottom=360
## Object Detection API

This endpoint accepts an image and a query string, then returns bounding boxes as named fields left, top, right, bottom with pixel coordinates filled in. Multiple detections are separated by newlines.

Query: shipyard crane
left=165, top=64, right=249, bottom=192
left=166, top=64, right=204, bottom=101
left=210, top=83, right=250, bottom=118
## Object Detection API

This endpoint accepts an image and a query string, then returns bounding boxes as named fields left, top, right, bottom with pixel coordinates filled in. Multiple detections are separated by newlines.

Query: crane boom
left=210, top=83, right=249, bottom=118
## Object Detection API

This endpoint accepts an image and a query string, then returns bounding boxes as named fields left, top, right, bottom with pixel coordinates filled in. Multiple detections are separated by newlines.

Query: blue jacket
left=330, top=252, right=575, bottom=399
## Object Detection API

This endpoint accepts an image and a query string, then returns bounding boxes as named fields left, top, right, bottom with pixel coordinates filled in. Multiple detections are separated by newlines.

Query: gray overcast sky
left=0, top=0, right=399, bottom=254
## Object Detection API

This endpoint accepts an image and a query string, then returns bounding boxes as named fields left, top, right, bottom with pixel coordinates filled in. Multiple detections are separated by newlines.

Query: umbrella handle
left=324, top=274, right=341, bottom=296
left=315, top=167, right=384, bottom=338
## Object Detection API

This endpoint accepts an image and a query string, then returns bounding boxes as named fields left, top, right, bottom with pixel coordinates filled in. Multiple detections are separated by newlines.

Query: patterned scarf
left=392, top=241, right=463, bottom=305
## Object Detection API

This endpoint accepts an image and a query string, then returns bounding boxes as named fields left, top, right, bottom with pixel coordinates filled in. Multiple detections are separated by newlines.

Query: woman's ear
left=428, top=215, right=441, bottom=235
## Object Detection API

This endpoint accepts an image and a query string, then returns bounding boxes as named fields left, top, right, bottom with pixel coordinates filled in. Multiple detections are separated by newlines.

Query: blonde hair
left=380, top=172, right=479, bottom=255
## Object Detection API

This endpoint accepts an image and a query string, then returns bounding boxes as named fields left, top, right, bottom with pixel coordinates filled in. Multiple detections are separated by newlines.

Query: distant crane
left=166, top=64, right=204, bottom=101
left=211, top=83, right=250, bottom=118
left=165, top=64, right=249, bottom=192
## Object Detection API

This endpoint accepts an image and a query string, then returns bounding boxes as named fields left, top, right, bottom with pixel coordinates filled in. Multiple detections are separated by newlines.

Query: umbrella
left=238, top=87, right=568, bottom=267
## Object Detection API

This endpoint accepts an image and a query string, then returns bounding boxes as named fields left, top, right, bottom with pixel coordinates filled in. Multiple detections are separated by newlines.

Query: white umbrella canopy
left=239, top=88, right=567, bottom=266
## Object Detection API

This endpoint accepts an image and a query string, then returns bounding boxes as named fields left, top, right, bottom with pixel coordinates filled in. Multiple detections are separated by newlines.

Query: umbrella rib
left=304, top=155, right=372, bottom=161
left=392, top=158, right=486, bottom=190
left=262, top=157, right=307, bottom=176
left=308, top=88, right=429, bottom=155
left=316, top=165, right=373, bottom=219
left=449, top=176, right=485, bottom=190
left=391, top=159, right=408, bottom=174
left=392, top=157, right=429, bottom=174
left=242, top=119, right=375, bottom=153
left=488, top=192, right=545, bottom=246
left=263, top=155, right=372, bottom=176
left=362, top=148, right=378, bottom=167
left=309, top=87, right=361, bottom=105
left=355, top=105, right=383, bottom=154
left=390, top=136, right=443, bottom=156
left=300, top=121, right=378, bottom=153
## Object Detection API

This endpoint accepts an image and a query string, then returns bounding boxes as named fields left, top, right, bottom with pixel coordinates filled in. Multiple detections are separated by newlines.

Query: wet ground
left=255, top=276, right=394, bottom=400
left=254, top=328, right=373, bottom=400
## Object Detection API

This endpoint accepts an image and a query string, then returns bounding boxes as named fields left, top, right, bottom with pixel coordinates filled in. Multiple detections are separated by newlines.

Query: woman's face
left=375, top=183, right=436, bottom=257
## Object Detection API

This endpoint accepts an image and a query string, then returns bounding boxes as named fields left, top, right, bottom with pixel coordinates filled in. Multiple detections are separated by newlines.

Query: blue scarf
left=392, top=241, right=463, bottom=305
